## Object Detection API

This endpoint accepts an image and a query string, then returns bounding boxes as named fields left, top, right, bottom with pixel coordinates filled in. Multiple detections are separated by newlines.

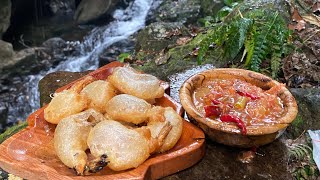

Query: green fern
left=289, top=144, right=312, bottom=161
left=197, top=5, right=292, bottom=78
left=224, top=18, right=253, bottom=60
left=288, top=141, right=320, bottom=179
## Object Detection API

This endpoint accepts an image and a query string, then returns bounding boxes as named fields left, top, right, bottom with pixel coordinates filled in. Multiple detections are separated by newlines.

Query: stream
left=2, top=0, right=162, bottom=130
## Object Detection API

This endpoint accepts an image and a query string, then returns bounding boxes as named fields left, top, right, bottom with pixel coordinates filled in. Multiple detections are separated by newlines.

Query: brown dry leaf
left=176, top=37, right=192, bottom=46
left=165, top=28, right=182, bottom=38
left=312, top=2, right=320, bottom=13
left=155, top=49, right=170, bottom=65
left=292, top=8, right=304, bottom=22
left=289, top=7, right=306, bottom=31
left=296, top=20, right=307, bottom=31
left=302, top=15, right=320, bottom=27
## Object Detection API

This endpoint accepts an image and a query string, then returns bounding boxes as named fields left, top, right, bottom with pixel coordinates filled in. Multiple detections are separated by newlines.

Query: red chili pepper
left=211, top=99, right=221, bottom=105
left=220, top=114, right=247, bottom=135
left=237, top=91, right=260, bottom=100
left=204, top=105, right=221, bottom=117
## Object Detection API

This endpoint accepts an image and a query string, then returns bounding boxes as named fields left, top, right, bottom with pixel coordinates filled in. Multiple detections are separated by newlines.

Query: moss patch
left=0, top=121, right=27, bottom=144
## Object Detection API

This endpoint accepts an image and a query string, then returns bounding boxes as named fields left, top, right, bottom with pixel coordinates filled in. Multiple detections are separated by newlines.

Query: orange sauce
left=193, top=79, right=284, bottom=126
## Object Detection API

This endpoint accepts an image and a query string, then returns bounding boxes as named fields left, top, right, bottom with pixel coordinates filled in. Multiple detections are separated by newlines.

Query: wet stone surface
left=163, top=138, right=290, bottom=180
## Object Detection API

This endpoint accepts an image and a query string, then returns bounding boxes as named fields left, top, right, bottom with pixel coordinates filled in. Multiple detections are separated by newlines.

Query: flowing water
left=5, top=0, right=161, bottom=125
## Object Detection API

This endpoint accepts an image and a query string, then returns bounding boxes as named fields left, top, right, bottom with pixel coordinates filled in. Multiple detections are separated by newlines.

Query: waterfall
left=7, top=0, right=160, bottom=124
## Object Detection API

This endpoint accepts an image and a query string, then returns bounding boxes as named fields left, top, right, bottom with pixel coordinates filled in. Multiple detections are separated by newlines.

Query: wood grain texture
left=179, top=68, right=298, bottom=148
left=0, top=62, right=205, bottom=179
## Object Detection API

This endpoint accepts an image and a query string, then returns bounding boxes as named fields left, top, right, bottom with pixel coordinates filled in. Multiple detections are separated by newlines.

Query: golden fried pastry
left=87, top=119, right=172, bottom=171
left=147, top=107, right=183, bottom=152
left=105, top=94, right=152, bottom=124
left=44, top=76, right=95, bottom=124
left=54, top=109, right=106, bottom=175
left=108, top=66, right=164, bottom=101
left=80, top=80, right=118, bottom=113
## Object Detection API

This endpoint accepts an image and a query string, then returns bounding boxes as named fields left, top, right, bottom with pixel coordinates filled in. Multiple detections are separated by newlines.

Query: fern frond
left=197, top=5, right=292, bottom=74
left=224, top=18, right=253, bottom=59
left=246, top=12, right=279, bottom=72
left=270, top=46, right=281, bottom=78
left=289, top=144, right=312, bottom=161
left=197, top=25, right=226, bottom=64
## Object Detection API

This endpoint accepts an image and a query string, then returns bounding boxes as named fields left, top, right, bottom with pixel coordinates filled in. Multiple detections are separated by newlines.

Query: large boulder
left=0, top=40, right=14, bottom=63
left=285, top=88, right=320, bottom=138
left=151, top=0, right=202, bottom=24
left=133, top=22, right=224, bottom=80
left=134, top=22, right=191, bottom=62
left=74, top=0, right=117, bottom=24
left=0, top=0, right=11, bottom=38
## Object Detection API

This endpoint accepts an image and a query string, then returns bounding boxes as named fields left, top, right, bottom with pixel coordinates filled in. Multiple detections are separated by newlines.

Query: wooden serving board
left=0, top=62, right=205, bottom=180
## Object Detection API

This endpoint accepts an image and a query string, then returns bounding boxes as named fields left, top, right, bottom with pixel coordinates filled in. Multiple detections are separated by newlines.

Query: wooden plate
left=0, top=62, right=205, bottom=180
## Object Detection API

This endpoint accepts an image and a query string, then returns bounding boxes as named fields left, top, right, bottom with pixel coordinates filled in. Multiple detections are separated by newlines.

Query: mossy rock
left=152, top=0, right=201, bottom=24
left=134, top=22, right=191, bottom=62
left=285, top=88, right=320, bottom=139
left=0, top=121, right=27, bottom=144
left=134, top=31, right=225, bottom=81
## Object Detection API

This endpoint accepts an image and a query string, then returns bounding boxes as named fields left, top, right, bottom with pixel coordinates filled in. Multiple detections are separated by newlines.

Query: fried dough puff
left=44, top=76, right=94, bottom=124
left=105, top=94, right=152, bottom=124
left=87, top=120, right=172, bottom=171
left=54, top=109, right=106, bottom=175
left=108, top=66, right=164, bottom=101
left=80, top=80, right=118, bottom=113
left=147, top=107, right=183, bottom=152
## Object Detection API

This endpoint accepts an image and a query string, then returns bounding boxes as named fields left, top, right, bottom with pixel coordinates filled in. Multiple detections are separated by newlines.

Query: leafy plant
left=118, top=53, right=132, bottom=63
left=289, top=144, right=312, bottom=161
left=288, top=134, right=320, bottom=180
left=197, top=5, right=293, bottom=78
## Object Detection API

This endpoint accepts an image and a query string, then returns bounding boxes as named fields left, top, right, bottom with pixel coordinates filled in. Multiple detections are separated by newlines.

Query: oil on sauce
left=193, top=79, right=285, bottom=129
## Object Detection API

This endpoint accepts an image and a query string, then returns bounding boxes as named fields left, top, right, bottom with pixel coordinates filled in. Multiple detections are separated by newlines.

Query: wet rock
left=0, top=48, right=36, bottom=75
left=0, top=103, right=8, bottom=133
left=49, top=0, right=76, bottom=15
left=285, top=88, right=320, bottom=139
left=0, top=0, right=11, bottom=38
left=0, top=42, right=41, bottom=73
left=163, top=138, right=291, bottom=179
left=134, top=24, right=224, bottom=80
left=0, top=40, right=14, bottom=63
left=42, top=37, right=81, bottom=58
left=152, top=0, right=201, bottom=24
left=200, top=0, right=225, bottom=17
left=42, top=37, right=67, bottom=50
left=38, top=71, right=91, bottom=106
left=134, top=22, right=191, bottom=63
left=99, top=39, right=135, bottom=67
left=74, top=0, right=118, bottom=24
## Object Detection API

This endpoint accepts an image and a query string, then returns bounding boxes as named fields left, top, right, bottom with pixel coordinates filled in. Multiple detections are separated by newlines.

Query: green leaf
left=224, top=0, right=234, bottom=6
left=224, top=18, right=253, bottom=59
left=215, top=7, right=233, bottom=22
left=118, top=53, right=131, bottom=63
